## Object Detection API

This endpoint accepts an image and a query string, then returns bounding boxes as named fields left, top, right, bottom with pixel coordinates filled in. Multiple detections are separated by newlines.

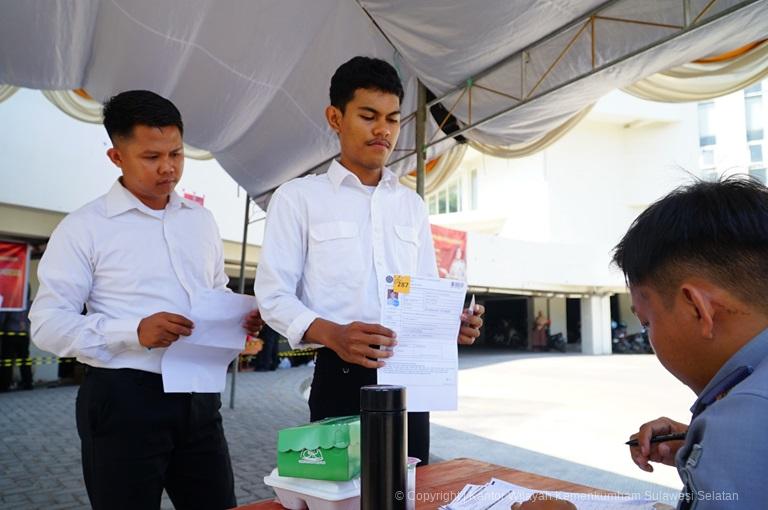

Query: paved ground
left=0, top=351, right=693, bottom=509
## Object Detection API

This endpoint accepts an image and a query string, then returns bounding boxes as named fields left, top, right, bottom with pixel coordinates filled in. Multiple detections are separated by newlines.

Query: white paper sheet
left=161, top=289, right=256, bottom=393
left=378, top=275, right=467, bottom=412
left=441, top=478, right=668, bottom=510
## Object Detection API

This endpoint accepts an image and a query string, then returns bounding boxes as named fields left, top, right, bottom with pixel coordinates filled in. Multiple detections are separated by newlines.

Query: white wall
left=466, top=231, right=625, bottom=291
left=0, top=88, right=264, bottom=244
left=435, top=91, right=700, bottom=292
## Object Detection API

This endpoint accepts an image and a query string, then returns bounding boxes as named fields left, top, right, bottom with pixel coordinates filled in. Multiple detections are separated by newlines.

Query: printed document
left=162, top=289, right=256, bottom=393
left=441, top=478, right=668, bottom=510
left=378, top=275, right=467, bottom=411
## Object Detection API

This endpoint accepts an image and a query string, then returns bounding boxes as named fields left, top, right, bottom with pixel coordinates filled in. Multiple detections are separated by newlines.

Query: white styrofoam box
left=264, top=468, right=360, bottom=510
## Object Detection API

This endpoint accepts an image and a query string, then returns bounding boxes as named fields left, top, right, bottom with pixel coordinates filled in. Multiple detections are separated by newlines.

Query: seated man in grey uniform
left=615, top=177, right=768, bottom=509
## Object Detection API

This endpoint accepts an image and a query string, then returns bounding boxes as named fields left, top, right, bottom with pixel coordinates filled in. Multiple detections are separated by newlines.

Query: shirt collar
left=105, top=179, right=193, bottom=218
left=327, top=160, right=398, bottom=192
left=689, top=327, right=768, bottom=416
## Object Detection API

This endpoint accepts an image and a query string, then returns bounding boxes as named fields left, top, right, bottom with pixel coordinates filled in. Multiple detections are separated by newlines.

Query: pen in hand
left=625, top=432, right=687, bottom=447
left=462, top=294, right=477, bottom=326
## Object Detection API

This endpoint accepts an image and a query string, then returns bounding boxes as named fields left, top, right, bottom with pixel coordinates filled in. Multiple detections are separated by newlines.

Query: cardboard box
left=277, top=416, right=360, bottom=481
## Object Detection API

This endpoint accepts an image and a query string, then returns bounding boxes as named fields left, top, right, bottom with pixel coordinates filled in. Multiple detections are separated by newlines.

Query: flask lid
left=360, top=385, right=406, bottom=412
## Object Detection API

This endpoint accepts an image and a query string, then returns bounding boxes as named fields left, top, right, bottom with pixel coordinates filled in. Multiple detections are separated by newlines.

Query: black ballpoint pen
left=625, top=433, right=687, bottom=447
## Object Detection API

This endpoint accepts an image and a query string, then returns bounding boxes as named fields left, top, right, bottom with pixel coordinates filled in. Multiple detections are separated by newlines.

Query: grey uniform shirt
left=676, top=328, right=768, bottom=509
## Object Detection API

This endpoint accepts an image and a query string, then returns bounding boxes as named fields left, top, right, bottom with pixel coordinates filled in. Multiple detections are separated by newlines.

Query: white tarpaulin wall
left=1, top=0, right=767, bottom=201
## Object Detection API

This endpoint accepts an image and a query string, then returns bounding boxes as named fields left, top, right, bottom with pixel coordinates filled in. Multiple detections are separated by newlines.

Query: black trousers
left=76, top=367, right=236, bottom=510
left=308, top=348, right=431, bottom=465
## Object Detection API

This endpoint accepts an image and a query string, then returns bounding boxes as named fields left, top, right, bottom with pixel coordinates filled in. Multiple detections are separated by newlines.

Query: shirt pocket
left=308, top=221, right=364, bottom=286
left=393, top=225, right=420, bottom=275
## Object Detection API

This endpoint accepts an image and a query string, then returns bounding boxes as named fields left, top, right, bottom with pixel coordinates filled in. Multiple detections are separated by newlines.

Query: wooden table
left=237, top=457, right=615, bottom=509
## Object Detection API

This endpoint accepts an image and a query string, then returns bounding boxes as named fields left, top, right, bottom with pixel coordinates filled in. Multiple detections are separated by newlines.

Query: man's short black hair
left=330, top=56, right=404, bottom=112
left=102, top=90, right=183, bottom=141
left=613, top=176, right=768, bottom=307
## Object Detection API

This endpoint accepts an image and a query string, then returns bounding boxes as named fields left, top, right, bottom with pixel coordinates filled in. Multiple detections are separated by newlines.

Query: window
left=745, top=84, right=765, bottom=183
left=470, top=169, right=478, bottom=210
left=749, top=167, right=766, bottom=184
left=438, top=189, right=447, bottom=214
left=428, top=194, right=437, bottom=215
left=700, top=148, right=715, bottom=167
left=698, top=102, right=716, bottom=146
left=749, top=144, right=763, bottom=164
left=426, top=169, right=478, bottom=215
left=447, top=180, right=460, bottom=213
left=697, top=102, right=717, bottom=178
left=745, top=95, right=764, bottom=142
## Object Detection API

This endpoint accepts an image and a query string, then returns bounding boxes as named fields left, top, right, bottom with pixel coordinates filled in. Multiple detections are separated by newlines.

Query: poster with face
left=431, top=224, right=467, bottom=281
left=0, top=241, right=29, bottom=311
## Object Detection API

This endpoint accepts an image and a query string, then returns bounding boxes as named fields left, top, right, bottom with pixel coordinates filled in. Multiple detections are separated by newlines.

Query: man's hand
left=628, top=417, right=689, bottom=472
left=242, top=309, right=265, bottom=337
left=458, top=304, right=485, bottom=345
left=305, top=318, right=397, bottom=369
left=511, top=493, right=577, bottom=510
left=138, top=312, right=194, bottom=348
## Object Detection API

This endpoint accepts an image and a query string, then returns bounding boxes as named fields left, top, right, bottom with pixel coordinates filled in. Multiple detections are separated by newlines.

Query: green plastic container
left=277, top=416, right=361, bottom=481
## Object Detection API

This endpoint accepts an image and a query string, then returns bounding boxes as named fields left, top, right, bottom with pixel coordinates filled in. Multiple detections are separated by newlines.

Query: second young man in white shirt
left=256, top=57, right=484, bottom=464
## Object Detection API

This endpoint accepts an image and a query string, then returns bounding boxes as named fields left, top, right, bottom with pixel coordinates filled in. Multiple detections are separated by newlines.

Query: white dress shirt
left=255, top=160, right=438, bottom=348
left=30, top=180, right=229, bottom=373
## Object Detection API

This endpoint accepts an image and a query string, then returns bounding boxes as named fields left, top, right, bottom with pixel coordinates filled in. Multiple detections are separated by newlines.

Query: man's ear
left=681, top=283, right=715, bottom=339
left=106, top=147, right=122, bottom=169
left=325, top=105, right=342, bottom=134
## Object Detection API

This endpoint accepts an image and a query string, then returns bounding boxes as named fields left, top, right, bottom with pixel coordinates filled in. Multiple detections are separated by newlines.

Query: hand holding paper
left=161, top=289, right=257, bottom=393
left=378, top=275, right=466, bottom=411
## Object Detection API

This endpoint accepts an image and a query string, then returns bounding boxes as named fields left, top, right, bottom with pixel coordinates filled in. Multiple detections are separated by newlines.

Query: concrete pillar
left=580, top=295, right=612, bottom=355
left=617, top=292, right=642, bottom=335
left=549, top=298, right=567, bottom=339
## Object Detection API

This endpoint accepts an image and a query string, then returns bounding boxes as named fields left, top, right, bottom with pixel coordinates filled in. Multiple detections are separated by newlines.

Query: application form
left=378, top=275, right=467, bottom=411
left=161, top=289, right=256, bottom=393
left=442, top=478, right=666, bottom=509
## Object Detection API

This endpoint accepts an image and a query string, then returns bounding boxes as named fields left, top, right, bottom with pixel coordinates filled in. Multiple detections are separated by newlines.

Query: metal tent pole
left=230, top=193, right=251, bottom=409
left=415, top=80, right=427, bottom=199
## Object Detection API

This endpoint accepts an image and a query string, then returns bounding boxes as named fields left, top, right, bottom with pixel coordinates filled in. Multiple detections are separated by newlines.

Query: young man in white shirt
left=255, top=57, right=484, bottom=464
left=30, top=90, right=262, bottom=510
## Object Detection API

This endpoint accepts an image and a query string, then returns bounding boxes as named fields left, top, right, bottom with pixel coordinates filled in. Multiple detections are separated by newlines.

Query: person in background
left=532, top=311, right=549, bottom=351
left=252, top=324, right=280, bottom=371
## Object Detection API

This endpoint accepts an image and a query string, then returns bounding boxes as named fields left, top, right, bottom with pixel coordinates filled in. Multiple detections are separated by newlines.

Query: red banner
left=430, top=225, right=467, bottom=281
left=183, top=190, right=205, bottom=206
left=0, top=241, right=30, bottom=310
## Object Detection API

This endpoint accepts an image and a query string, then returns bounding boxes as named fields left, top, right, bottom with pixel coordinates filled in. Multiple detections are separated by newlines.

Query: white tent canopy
left=1, top=0, right=767, bottom=202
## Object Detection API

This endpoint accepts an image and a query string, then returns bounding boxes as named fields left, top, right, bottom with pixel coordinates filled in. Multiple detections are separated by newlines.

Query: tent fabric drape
left=623, top=40, right=768, bottom=103
left=0, top=84, right=19, bottom=103
left=406, top=103, right=592, bottom=195
left=400, top=143, right=467, bottom=195
left=42, top=89, right=102, bottom=122
left=40, top=89, right=214, bottom=160
left=467, top=104, right=594, bottom=159
left=182, top=145, right=214, bottom=161
left=1, top=0, right=767, bottom=200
